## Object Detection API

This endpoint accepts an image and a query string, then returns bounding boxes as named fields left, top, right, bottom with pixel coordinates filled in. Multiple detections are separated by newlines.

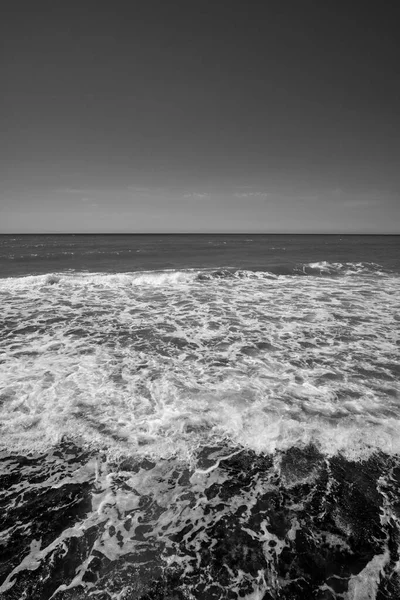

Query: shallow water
left=0, top=235, right=399, bottom=599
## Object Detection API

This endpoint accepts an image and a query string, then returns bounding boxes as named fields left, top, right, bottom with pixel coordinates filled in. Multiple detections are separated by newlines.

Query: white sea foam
left=0, top=269, right=199, bottom=290
left=345, top=551, right=390, bottom=599
left=300, top=261, right=390, bottom=276
left=0, top=268, right=399, bottom=461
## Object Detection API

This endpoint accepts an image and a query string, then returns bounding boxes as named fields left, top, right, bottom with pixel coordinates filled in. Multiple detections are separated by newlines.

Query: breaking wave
left=0, top=261, right=394, bottom=290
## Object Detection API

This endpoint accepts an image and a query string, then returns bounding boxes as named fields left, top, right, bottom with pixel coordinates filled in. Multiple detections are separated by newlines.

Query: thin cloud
left=183, top=192, right=210, bottom=199
left=80, top=197, right=98, bottom=208
left=233, top=191, right=269, bottom=198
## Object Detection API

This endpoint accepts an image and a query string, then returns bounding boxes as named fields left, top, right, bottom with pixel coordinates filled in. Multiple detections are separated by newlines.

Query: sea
left=0, top=234, right=399, bottom=600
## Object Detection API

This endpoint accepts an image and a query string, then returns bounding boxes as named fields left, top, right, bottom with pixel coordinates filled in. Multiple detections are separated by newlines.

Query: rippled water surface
left=0, top=235, right=399, bottom=599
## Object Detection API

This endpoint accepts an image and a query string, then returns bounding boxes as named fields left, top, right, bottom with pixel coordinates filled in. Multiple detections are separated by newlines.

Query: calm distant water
left=1, top=234, right=400, bottom=599
left=0, top=233, right=400, bottom=277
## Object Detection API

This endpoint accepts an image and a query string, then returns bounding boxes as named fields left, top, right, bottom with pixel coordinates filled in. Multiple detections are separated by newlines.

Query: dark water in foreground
left=0, top=235, right=400, bottom=599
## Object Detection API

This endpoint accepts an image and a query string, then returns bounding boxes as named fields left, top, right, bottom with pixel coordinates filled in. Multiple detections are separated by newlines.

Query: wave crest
left=0, top=261, right=393, bottom=291
left=296, top=261, right=389, bottom=276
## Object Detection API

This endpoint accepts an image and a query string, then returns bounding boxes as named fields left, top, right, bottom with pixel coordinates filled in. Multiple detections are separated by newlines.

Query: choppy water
left=0, top=235, right=399, bottom=599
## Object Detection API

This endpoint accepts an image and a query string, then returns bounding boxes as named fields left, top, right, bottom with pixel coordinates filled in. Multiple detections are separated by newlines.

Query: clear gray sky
left=1, top=1, right=399, bottom=233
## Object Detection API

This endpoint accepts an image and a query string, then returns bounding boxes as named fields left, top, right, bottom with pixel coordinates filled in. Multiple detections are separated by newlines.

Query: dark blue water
left=0, top=234, right=399, bottom=278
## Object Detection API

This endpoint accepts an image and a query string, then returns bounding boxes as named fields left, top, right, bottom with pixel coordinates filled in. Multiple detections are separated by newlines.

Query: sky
left=1, top=1, right=399, bottom=233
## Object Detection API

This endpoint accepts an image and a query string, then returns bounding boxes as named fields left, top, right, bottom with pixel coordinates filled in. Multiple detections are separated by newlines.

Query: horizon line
left=1, top=232, right=399, bottom=236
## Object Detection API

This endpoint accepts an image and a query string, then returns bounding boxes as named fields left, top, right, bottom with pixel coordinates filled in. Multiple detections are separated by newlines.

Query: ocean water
left=0, top=234, right=399, bottom=599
